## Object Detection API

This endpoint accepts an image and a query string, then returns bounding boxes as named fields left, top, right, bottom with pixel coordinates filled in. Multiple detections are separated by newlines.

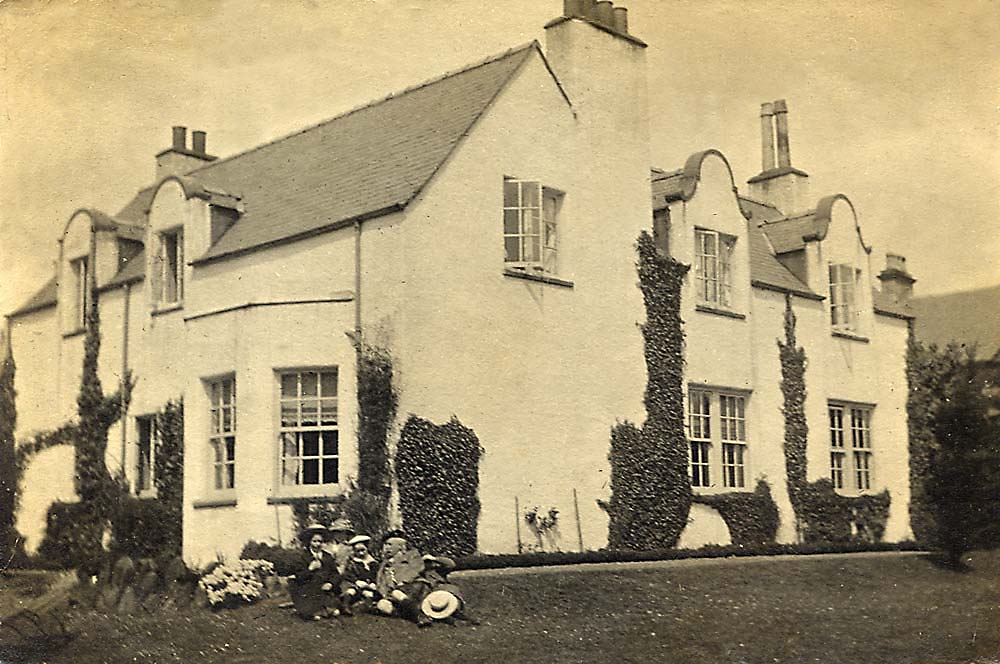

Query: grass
left=7, top=550, right=1000, bottom=664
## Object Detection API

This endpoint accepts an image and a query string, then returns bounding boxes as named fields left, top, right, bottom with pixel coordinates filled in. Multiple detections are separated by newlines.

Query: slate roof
left=188, top=42, right=538, bottom=263
left=8, top=277, right=58, bottom=317
left=758, top=213, right=820, bottom=254
left=911, top=284, right=1000, bottom=358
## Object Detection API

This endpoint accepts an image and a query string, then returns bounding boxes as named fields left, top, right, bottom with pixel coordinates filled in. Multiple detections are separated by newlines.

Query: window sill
left=267, top=492, right=345, bottom=506
left=62, top=327, right=86, bottom=339
left=691, top=484, right=750, bottom=496
left=152, top=303, right=184, bottom=317
left=695, top=304, right=746, bottom=320
left=192, top=497, right=237, bottom=510
left=503, top=268, right=574, bottom=289
left=136, top=489, right=158, bottom=500
left=832, top=330, right=870, bottom=343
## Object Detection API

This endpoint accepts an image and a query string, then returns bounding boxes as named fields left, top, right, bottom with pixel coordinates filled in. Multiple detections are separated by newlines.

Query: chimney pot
left=886, top=253, right=907, bottom=271
left=172, top=126, right=187, bottom=151
left=192, top=130, right=207, bottom=155
left=760, top=102, right=776, bottom=171
left=773, top=99, right=791, bottom=168
left=580, top=0, right=596, bottom=19
left=595, top=1, right=614, bottom=27
left=564, top=0, right=584, bottom=17
left=613, top=6, right=628, bottom=33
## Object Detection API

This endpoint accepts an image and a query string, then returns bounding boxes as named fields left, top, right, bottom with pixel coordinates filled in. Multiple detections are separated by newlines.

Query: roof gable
left=186, top=43, right=538, bottom=263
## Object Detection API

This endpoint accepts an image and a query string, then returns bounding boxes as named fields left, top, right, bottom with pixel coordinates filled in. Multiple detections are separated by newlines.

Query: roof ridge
left=184, top=41, right=539, bottom=178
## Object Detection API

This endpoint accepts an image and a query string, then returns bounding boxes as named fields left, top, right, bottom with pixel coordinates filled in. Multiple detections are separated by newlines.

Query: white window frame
left=687, top=387, right=749, bottom=490
left=503, top=178, right=561, bottom=275
left=208, top=376, right=236, bottom=491
left=694, top=228, right=734, bottom=308
left=828, top=263, right=859, bottom=332
left=278, top=369, right=340, bottom=488
left=135, top=414, right=158, bottom=495
left=829, top=403, right=874, bottom=492
left=156, top=227, right=184, bottom=306
left=70, top=256, right=89, bottom=329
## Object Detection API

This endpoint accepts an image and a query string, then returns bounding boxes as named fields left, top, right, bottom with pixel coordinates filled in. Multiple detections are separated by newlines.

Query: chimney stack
left=774, top=99, right=791, bottom=168
left=760, top=102, right=775, bottom=171
left=878, top=253, right=916, bottom=304
left=595, top=1, right=614, bottom=26
left=192, top=130, right=207, bottom=155
left=156, top=126, right=217, bottom=180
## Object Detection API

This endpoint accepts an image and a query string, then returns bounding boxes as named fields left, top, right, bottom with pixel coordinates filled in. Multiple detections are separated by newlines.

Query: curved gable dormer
left=147, top=178, right=200, bottom=312
left=807, top=194, right=874, bottom=337
left=58, top=210, right=95, bottom=335
left=660, top=149, right=751, bottom=316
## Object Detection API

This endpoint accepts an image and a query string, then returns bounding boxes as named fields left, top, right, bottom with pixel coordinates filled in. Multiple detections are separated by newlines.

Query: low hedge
left=452, top=540, right=923, bottom=571
left=240, top=541, right=303, bottom=577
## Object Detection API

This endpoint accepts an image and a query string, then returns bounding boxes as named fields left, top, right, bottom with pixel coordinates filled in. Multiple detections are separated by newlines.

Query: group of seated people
left=288, top=518, right=476, bottom=627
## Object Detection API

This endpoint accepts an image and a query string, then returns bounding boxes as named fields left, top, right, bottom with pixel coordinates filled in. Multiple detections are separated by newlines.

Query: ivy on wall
left=353, top=339, right=397, bottom=499
left=604, top=232, right=691, bottom=550
left=396, top=415, right=482, bottom=557
left=0, top=346, right=16, bottom=546
left=693, top=480, right=779, bottom=547
left=778, top=294, right=890, bottom=543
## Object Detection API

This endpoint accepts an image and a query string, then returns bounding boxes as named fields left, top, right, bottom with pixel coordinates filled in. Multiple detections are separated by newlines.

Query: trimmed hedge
left=111, top=497, right=182, bottom=560
left=453, top=540, right=923, bottom=572
left=693, top=480, right=780, bottom=547
left=36, top=501, right=107, bottom=572
left=605, top=232, right=691, bottom=550
left=396, top=415, right=483, bottom=557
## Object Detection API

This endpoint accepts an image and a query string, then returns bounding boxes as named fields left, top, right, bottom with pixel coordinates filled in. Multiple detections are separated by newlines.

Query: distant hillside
left=911, top=284, right=1000, bottom=360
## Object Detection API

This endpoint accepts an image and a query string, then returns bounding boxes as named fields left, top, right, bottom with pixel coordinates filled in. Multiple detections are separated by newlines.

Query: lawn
left=6, top=550, right=1000, bottom=664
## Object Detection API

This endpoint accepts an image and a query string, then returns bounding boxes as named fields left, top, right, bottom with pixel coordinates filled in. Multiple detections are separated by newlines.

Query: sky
left=1, top=0, right=998, bottom=318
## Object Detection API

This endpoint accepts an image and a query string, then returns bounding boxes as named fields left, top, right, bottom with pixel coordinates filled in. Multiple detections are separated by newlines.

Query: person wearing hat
left=325, top=517, right=355, bottom=574
left=288, top=523, right=343, bottom=620
left=374, top=531, right=428, bottom=624
left=340, top=534, right=378, bottom=613
left=414, top=555, right=479, bottom=626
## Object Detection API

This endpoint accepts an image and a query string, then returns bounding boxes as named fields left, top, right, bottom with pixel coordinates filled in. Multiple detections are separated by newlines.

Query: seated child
left=340, top=534, right=379, bottom=613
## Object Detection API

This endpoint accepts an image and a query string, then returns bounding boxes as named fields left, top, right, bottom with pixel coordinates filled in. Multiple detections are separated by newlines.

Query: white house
left=7, top=0, right=914, bottom=565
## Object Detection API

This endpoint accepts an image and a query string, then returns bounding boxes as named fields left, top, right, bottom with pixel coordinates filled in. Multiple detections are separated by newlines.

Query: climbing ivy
left=778, top=294, right=890, bottom=543
left=0, top=346, right=16, bottom=546
left=396, top=415, right=483, bottom=557
left=693, top=480, right=779, bottom=547
left=605, top=232, right=691, bottom=550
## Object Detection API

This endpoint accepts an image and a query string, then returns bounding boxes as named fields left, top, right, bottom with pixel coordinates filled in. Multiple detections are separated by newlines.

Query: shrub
left=605, top=232, right=691, bottom=550
left=693, top=480, right=780, bottom=547
left=111, top=497, right=182, bottom=559
left=240, top=541, right=302, bottom=577
left=396, top=415, right=483, bottom=556
left=198, top=559, right=275, bottom=608
left=36, top=501, right=106, bottom=571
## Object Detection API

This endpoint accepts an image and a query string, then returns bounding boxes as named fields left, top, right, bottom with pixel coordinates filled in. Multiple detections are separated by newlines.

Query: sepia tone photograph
left=1, top=0, right=998, bottom=662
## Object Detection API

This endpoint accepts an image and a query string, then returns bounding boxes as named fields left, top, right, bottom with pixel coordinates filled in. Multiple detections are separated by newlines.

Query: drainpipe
left=354, top=220, right=362, bottom=334
left=120, top=282, right=131, bottom=482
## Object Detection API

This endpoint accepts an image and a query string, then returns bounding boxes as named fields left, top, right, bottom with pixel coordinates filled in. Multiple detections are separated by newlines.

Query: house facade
left=7, top=0, right=914, bottom=565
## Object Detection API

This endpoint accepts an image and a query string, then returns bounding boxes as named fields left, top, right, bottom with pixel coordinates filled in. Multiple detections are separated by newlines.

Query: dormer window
left=828, top=263, right=860, bottom=331
left=694, top=228, right=734, bottom=307
left=70, top=256, right=89, bottom=329
left=155, top=228, right=184, bottom=306
left=503, top=178, right=561, bottom=274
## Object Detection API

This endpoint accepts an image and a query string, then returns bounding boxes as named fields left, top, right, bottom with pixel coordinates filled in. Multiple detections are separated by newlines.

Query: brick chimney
left=747, top=99, right=810, bottom=214
left=155, top=126, right=216, bottom=181
left=878, top=253, right=916, bottom=304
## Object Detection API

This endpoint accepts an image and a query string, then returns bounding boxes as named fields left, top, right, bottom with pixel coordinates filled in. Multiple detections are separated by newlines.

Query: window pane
left=281, top=432, right=298, bottom=458
left=505, top=237, right=520, bottom=262
left=523, top=234, right=540, bottom=262
left=322, top=430, right=339, bottom=456
left=302, top=458, right=319, bottom=485
left=281, top=402, right=298, bottom=427
left=504, top=209, right=519, bottom=235
left=281, top=374, right=298, bottom=398
left=301, top=373, right=318, bottom=397
left=301, top=399, right=318, bottom=426
left=302, top=431, right=320, bottom=457
left=503, top=180, right=519, bottom=207
left=322, top=458, right=338, bottom=484
left=521, top=181, right=539, bottom=207
left=225, top=437, right=236, bottom=461
left=282, top=458, right=299, bottom=485
left=320, top=398, right=338, bottom=426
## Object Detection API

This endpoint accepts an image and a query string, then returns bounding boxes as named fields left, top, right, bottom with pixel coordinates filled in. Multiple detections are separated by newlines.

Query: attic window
left=694, top=228, right=734, bottom=307
left=155, top=228, right=184, bottom=307
left=829, top=263, right=860, bottom=331
left=70, top=256, right=89, bottom=329
left=503, top=177, right=562, bottom=275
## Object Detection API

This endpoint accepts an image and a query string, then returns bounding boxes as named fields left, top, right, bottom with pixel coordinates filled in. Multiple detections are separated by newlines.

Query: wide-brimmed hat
left=347, top=534, right=371, bottom=546
left=328, top=518, right=355, bottom=533
left=301, top=523, right=328, bottom=541
left=422, top=555, right=456, bottom=572
left=381, top=529, right=408, bottom=547
left=420, top=589, right=461, bottom=620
